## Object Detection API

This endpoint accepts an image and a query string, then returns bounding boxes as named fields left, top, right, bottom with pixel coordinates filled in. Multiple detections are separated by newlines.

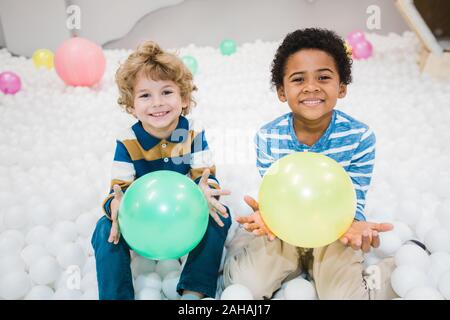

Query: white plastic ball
left=155, top=259, right=181, bottom=279
left=394, top=244, right=431, bottom=271
left=25, top=225, right=50, bottom=246
left=29, top=255, right=62, bottom=285
left=134, top=272, right=162, bottom=292
left=438, top=269, right=450, bottom=299
left=131, top=255, right=156, bottom=275
left=391, top=221, right=413, bottom=243
left=56, top=243, right=86, bottom=269
left=283, top=278, right=317, bottom=300
left=75, top=213, right=97, bottom=237
left=391, top=265, right=429, bottom=297
left=162, top=270, right=181, bottom=300
left=0, top=271, right=31, bottom=299
left=374, top=232, right=402, bottom=258
left=0, top=235, right=24, bottom=257
left=0, top=254, right=26, bottom=274
left=81, top=286, right=98, bottom=300
left=404, top=286, right=444, bottom=300
left=221, top=284, right=254, bottom=300
left=3, top=205, right=29, bottom=230
left=21, top=244, right=48, bottom=270
left=31, top=203, right=54, bottom=226
left=25, top=285, right=55, bottom=300
left=81, top=272, right=97, bottom=292
left=429, top=252, right=450, bottom=287
left=53, top=287, right=83, bottom=300
left=424, top=227, right=450, bottom=253
left=136, top=287, right=161, bottom=300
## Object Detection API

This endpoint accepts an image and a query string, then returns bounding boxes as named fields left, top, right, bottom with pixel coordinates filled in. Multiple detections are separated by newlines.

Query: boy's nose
left=152, top=95, right=163, bottom=107
left=302, top=83, right=320, bottom=93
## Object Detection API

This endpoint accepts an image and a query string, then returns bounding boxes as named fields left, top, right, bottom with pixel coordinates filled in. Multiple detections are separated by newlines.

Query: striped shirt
left=102, top=115, right=219, bottom=218
left=255, top=109, right=376, bottom=221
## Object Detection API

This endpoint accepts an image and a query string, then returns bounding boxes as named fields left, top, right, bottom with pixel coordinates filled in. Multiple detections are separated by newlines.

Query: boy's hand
left=235, top=195, right=276, bottom=241
left=339, top=220, right=394, bottom=252
left=108, top=185, right=123, bottom=245
left=198, top=169, right=231, bottom=227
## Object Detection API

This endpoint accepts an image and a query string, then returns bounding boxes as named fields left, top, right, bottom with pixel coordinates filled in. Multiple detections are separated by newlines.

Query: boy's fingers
left=339, top=236, right=349, bottom=246
left=235, top=215, right=255, bottom=224
left=244, top=195, right=259, bottom=212
left=351, top=237, right=362, bottom=251
left=244, top=222, right=260, bottom=232
left=113, top=185, right=124, bottom=199
left=210, top=210, right=224, bottom=227
left=209, top=198, right=228, bottom=217
left=361, top=231, right=371, bottom=253
left=209, top=189, right=231, bottom=197
left=371, top=231, right=380, bottom=248
left=373, top=223, right=394, bottom=233
left=199, top=169, right=210, bottom=185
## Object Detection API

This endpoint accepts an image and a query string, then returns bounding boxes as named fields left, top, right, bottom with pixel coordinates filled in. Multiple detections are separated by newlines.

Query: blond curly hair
left=115, top=41, right=197, bottom=115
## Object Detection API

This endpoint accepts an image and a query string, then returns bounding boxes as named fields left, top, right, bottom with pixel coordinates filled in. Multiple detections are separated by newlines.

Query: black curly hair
left=271, top=28, right=352, bottom=89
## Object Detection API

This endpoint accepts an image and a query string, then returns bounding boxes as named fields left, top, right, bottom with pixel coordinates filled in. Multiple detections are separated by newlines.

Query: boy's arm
left=102, top=140, right=136, bottom=220
left=346, top=128, right=376, bottom=222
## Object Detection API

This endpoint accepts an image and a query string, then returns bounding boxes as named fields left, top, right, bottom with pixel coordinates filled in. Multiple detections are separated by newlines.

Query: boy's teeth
left=152, top=112, right=167, bottom=116
left=303, top=100, right=322, bottom=105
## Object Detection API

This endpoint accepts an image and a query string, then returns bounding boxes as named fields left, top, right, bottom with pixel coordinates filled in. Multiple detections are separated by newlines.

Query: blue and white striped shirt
left=255, top=109, right=375, bottom=221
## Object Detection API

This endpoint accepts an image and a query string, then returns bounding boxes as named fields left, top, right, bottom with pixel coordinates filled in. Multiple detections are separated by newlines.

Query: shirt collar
left=132, top=116, right=189, bottom=151
left=288, top=110, right=336, bottom=151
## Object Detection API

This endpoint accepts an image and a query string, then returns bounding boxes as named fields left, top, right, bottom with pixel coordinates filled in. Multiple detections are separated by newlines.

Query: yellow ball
left=32, top=49, right=54, bottom=69
left=258, top=152, right=356, bottom=248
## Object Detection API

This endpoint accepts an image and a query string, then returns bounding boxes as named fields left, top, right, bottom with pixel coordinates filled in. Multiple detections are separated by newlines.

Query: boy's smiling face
left=277, top=49, right=347, bottom=126
left=132, top=70, right=186, bottom=137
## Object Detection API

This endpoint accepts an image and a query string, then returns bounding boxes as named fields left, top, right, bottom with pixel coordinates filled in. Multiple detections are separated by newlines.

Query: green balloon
left=118, top=170, right=209, bottom=260
left=219, top=39, right=237, bottom=56
left=181, top=55, right=198, bottom=75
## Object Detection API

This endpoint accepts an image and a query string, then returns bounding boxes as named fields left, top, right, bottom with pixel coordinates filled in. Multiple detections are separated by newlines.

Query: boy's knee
left=223, top=251, right=274, bottom=300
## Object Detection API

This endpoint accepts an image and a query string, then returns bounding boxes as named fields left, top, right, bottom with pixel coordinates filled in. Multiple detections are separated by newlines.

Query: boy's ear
left=338, top=84, right=347, bottom=98
left=277, top=86, right=287, bottom=102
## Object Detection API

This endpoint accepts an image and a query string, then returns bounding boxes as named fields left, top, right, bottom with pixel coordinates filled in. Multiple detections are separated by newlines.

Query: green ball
left=118, top=170, right=209, bottom=260
left=181, top=55, right=198, bottom=75
left=219, top=39, right=237, bottom=56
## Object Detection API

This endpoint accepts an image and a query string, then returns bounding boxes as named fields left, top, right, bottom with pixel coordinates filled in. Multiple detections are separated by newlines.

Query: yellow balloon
left=32, top=49, right=54, bottom=69
left=258, top=152, right=356, bottom=248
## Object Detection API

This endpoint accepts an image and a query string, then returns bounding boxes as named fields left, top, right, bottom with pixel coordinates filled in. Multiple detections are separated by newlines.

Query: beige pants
left=223, top=228, right=398, bottom=300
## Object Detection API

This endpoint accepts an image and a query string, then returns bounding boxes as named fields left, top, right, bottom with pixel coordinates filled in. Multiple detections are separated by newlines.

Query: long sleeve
left=255, top=130, right=276, bottom=177
left=346, top=128, right=376, bottom=221
left=189, top=126, right=219, bottom=189
left=102, top=140, right=136, bottom=219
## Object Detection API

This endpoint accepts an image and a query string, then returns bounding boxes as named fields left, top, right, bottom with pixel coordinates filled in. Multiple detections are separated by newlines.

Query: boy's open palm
left=198, top=169, right=231, bottom=227
left=235, top=195, right=276, bottom=241
left=108, top=185, right=123, bottom=245
left=340, top=221, right=394, bottom=252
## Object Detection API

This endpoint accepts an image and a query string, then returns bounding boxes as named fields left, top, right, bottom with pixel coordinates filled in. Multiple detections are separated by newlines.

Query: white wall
left=0, top=0, right=410, bottom=56
left=105, top=0, right=410, bottom=50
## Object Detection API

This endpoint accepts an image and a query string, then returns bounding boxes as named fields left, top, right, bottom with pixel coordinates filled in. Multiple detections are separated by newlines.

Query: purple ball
left=346, top=31, right=366, bottom=47
left=0, top=71, right=22, bottom=94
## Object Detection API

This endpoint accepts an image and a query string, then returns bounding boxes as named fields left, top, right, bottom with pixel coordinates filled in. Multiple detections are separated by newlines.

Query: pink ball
left=346, top=31, right=366, bottom=47
left=0, top=71, right=21, bottom=94
left=54, top=37, right=106, bottom=87
left=352, top=40, right=373, bottom=60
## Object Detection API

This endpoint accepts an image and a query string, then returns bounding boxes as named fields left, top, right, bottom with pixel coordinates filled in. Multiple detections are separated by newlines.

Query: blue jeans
left=91, top=209, right=231, bottom=300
